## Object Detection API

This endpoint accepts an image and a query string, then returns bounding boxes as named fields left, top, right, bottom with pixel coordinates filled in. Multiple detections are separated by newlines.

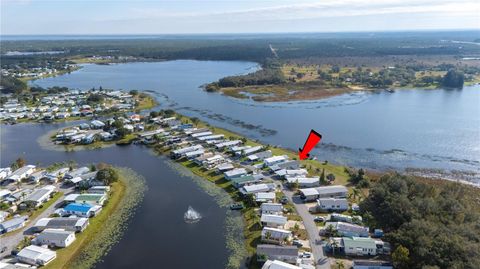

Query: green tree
left=392, top=245, right=410, bottom=269
left=320, top=168, right=326, bottom=184
left=191, top=117, right=200, bottom=126
left=95, top=167, right=119, bottom=185
left=442, top=69, right=464, bottom=88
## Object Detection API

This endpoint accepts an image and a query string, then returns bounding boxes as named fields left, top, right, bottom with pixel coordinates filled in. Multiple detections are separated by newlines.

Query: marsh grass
left=44, top=167, right=147, bottom=269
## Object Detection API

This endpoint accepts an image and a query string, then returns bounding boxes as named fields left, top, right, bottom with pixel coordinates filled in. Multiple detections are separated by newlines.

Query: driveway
left=283, top=189, right=331, bottom=269
left=0, top=188, right=69, bottom=259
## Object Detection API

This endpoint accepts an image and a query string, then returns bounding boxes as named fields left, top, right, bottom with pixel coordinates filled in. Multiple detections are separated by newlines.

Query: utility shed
left=17, top=245, right=56, bottom=266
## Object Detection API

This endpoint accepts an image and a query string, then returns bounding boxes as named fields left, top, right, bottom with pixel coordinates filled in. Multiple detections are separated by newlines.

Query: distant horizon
left=1, top=28, right=479, bottom=39
left=2, top=0, right=479, bottom=35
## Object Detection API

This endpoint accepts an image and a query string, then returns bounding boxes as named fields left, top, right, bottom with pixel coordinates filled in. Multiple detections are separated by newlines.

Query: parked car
left=314, top=216, right=325, bottom=222
left=280, top=196, right=288, bottom=204
left=230, top=203, right=244, bottom=210
left=302, top=252, right=312, bottom=258
left=292, top=240, right=303, bottom=247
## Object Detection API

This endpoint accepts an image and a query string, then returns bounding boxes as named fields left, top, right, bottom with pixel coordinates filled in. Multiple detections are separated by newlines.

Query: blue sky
left=1, top=0, right=479, bottom=35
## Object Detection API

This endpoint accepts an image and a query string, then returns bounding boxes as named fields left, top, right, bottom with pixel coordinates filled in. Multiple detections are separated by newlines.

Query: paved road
left=283, top=189, right=331, bottom=269
left=0, top=189, right=68, bottom=259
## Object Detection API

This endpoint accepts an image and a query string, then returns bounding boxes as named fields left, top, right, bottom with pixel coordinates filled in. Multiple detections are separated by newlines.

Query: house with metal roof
left=224, top=168, right=248, bottom=180
left=257, top=244, right=299, bottom=264
left=33, top=217, right=89, bottom=233
left=6, top=165, right=36, bottom=182
left=261, top=227, right=292, bottom=245
left=286, top=177, right=320, bottom=188
left=316, top=198, right=349, bottom=212
left=261, top=214, right=288, bottom=228
left=241, top=183, right=275, bottom=195
left=64, top=167, right=90, bottom=179
left=247, top=150, right=273, bottom=162
left=261, top=260, right=301, bottom=269
left=0, top=216, right=28, bottom=234
left=230, top=175, right=261, bottom=188
left=299, top=185, right=348, bottom=202
left=74, top=193, right=106, bottom=206
left=339, top=237, right=386, bottom=256
left=256, top=192, right=276, bottom=203
left=25, top=185, right=56, bottom=207
left=34, top=229, right=76, bottom=248
left=260, top=203, right=283, bottom=216
left=322, top=222, right=369, bottom=237
left=62, top=203, right=101, bottom=218
left=16, top=245, right=56, bottom=266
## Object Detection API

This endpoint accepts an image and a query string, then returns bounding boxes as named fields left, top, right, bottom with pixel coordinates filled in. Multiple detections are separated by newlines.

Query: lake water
left=30, top=60, right=480, bottom=184
left=0, top=122, right=239, bottom=269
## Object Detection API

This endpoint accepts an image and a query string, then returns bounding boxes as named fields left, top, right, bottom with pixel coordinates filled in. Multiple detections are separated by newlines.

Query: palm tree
left=331, top=239, right=340, bottom=256
left=336, top=260, right=345, bottom=269
left=351, top=188, right=361, bottom=201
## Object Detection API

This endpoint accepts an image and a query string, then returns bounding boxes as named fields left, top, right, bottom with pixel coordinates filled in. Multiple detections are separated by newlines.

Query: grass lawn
left=28, top=192, right=63, bottom=220
left=43, top=179, right=126, bottom=269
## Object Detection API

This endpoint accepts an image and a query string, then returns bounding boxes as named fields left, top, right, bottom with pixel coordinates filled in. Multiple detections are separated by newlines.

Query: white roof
left=260, top=203, right=283, bottom=212
left=224, top=168, right=247, bottom=177
left=316, top=185, right=348, bottom=195
left=262, top=260, right=301, bottom=269
left=286, top=177, right=319, bottom=184
left=17, top=245, right=56, bottom=263
left=262, top=227, right=292, bottom=238
left=191, top=131, right=213, bottom=138
left=184, top=149, right=205, bottom=157
left=261, top=214, right=287, bottom=225
left=64, top=194, right=79, bottom=201
left=34, top=218, right=52, bottom=227
left=256, top=192, right=276, bottom=200
left=69, top=177, right=83, bottom=184
left=243, top=184, right=270, bottom=194
left=299, top=188, right=319, bottom=196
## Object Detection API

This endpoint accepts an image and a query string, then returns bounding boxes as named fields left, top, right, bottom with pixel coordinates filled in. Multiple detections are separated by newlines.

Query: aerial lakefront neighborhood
left=0, top=7, right=479, bottom=267
left=1, top=101, right=394, bottom=269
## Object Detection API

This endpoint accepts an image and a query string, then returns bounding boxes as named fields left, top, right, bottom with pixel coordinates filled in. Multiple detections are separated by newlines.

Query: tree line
left=360, top=173, right=480, bottom=269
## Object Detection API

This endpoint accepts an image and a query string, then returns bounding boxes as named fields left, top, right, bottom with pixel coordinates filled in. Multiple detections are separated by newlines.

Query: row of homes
left=0, top=89, right=138, bottom=123
left=152, top=117, right=315, bottom=268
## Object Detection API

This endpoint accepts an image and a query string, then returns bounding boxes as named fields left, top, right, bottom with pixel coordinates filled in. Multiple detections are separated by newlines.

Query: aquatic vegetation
left=66, top=167, right=147, bottom=269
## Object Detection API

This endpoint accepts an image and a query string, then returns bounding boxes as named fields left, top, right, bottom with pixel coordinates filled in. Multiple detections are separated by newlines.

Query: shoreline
left=218, top=83, right=480, bottom=103
left=44, top=167, right=147, bottom=269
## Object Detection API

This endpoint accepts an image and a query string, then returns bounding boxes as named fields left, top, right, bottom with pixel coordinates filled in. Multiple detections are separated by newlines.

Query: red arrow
left=298, top=129, right=322, bottom=160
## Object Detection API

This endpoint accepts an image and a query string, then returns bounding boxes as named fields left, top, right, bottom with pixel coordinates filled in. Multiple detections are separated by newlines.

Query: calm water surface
left=31, top=61, right=480, bottom=184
